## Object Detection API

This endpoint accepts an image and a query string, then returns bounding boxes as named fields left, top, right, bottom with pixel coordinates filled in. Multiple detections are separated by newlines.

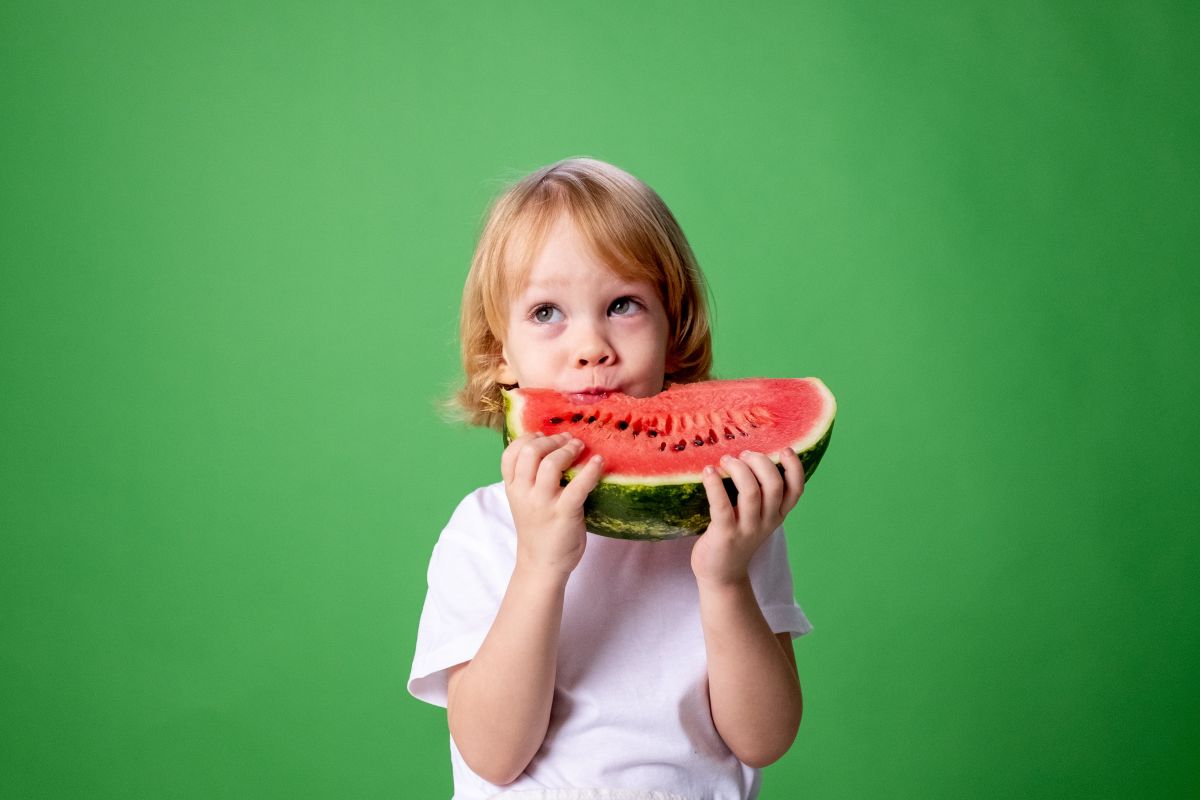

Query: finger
left=741, top=450, right=784, bottom=523
left=501, top=432, right=543, bottom=484
left=559, top=453, right=605, bottom=508
left=516, top=433, right=572, bottom=485
left=701, top=465, right=736, bottom=529
left=513, top=433, right=571, bottom=486
left=534, top=437, right=586, bottom=495
left=779, top=448, right=805, bottom=514
left=720, top=454, right=761, bottom=527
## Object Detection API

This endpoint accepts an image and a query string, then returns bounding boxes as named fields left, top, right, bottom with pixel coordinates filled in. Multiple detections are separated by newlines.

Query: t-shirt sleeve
left=748, top=526, right=813, bottom=639
left=407, top=485, right=516, bottom=708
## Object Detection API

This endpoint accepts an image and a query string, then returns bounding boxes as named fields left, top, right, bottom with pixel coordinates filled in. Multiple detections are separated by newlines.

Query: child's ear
left=494, top=347, right=517, bottom=386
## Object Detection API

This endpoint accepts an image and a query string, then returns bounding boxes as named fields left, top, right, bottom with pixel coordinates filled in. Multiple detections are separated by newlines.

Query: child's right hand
left=501, top=432, right=605, bottom=578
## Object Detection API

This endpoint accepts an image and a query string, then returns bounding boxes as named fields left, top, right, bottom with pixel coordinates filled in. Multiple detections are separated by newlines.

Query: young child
left=409, top=157, right=812, bottom=800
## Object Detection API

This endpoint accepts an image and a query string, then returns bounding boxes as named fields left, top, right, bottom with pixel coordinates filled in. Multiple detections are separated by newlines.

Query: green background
left=2, top=2, right=1197, bottom=797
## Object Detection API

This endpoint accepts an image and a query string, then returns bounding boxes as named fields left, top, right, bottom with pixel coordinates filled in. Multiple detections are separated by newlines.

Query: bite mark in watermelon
left=502, top=377, right=836, bottom=540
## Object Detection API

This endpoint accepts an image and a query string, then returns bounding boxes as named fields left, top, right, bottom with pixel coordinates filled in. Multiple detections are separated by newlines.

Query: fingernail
left=721, top=454, right=733, bottom=464
left=703, top=465, right=714, bottom=475
left=591, top=454, right=603, bottom=464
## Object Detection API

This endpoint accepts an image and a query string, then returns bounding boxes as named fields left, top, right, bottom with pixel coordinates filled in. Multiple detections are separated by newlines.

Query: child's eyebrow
left=523, top=276, right=574, bottom=290
left=523, top=274, right=645, bottom=293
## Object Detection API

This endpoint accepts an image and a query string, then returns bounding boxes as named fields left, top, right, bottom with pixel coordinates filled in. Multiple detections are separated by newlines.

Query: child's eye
left=609, top=297, right=642, bottom=316
left=530, top=304, right=563, bottom=324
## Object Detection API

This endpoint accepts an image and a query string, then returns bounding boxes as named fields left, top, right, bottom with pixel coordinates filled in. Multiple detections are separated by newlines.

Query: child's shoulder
left=446, top=480, right=509, bottom=526
left=435, top=482, right=515, bottom=554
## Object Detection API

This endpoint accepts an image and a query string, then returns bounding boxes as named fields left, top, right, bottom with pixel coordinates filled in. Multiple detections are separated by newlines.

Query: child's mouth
left=568, top=388, right=612, bottom=404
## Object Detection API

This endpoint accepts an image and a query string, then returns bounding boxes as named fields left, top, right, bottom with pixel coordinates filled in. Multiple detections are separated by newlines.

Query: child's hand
left=501, top=432, right=605, bottom=578
left=691, top=449, right=805, bottom=587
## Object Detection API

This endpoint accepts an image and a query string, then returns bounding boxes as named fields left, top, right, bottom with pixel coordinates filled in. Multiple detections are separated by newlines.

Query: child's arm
left=692, top=448, right=807, bottom=768
left=445, top=432, right=602, bottom=786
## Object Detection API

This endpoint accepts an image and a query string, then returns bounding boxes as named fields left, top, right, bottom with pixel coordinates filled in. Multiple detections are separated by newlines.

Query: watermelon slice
left=502, top=378, right=836, bottom=540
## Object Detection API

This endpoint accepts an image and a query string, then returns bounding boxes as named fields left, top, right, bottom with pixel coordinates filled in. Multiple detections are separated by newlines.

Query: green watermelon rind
left=501, top=385, right=835, bottom=541
left=578, top=421, right=833, bottom=540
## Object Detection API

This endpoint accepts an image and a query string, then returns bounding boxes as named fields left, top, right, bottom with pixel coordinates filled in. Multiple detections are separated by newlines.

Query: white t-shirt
left=408, top=482, right=813, bottom=800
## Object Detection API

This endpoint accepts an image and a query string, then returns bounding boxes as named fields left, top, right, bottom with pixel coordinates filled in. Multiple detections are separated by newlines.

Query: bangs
left=573, top=205, right=674, bottom=293
left=500, top=178, right=675, bottom=303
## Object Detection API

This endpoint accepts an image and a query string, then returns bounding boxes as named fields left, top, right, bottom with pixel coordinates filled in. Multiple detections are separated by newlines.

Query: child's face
left=496, top=215, right=671, bottom=401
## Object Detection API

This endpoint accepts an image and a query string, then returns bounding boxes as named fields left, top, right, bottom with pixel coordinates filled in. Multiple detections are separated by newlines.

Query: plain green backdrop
left=2, top=2, right=1197, bottom=798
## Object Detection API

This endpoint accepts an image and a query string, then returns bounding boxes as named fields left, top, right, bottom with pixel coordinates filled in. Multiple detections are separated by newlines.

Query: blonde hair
left=453, top=157, right=713, bottom=429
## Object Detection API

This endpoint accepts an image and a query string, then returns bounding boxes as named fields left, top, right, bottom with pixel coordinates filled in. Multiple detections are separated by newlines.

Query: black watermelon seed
left=707, top=431, right=718, bottom=445
left=693, top=437, right=704, bottom=447
left=659, top=442, right=666, bottom=451
left=724, top=431, right=735, bottom=440
left=673, top=441, right=686, bottom=452
left=647, top=430, right=658, bottom=438
left=586, top=416, right=596, bottom=424
left=571, top=413, right=583, bottom=423
left=550, top=417, right=563, bottom=424
left=617, top=420, right=629, bottom=430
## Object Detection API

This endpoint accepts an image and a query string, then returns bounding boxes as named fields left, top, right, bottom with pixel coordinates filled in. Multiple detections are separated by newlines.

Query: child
left=409, top=157, right=812, bottom=800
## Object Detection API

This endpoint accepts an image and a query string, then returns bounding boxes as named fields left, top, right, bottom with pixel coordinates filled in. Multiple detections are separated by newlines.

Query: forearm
left=698, top=577, right=802, bottom=768
left=447, top=562, right=569, bottom=784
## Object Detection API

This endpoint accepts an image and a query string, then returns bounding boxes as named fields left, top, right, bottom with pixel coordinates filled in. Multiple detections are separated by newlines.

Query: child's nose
left=574, top=328, right=614, bottom=367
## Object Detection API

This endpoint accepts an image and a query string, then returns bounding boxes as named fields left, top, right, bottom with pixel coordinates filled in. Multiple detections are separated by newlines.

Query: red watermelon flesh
left=504, top=378, right=836, bottom=485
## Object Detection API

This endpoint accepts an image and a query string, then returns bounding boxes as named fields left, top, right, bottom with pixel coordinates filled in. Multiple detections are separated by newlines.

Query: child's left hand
left=691, top=448, right=805, bottom=587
